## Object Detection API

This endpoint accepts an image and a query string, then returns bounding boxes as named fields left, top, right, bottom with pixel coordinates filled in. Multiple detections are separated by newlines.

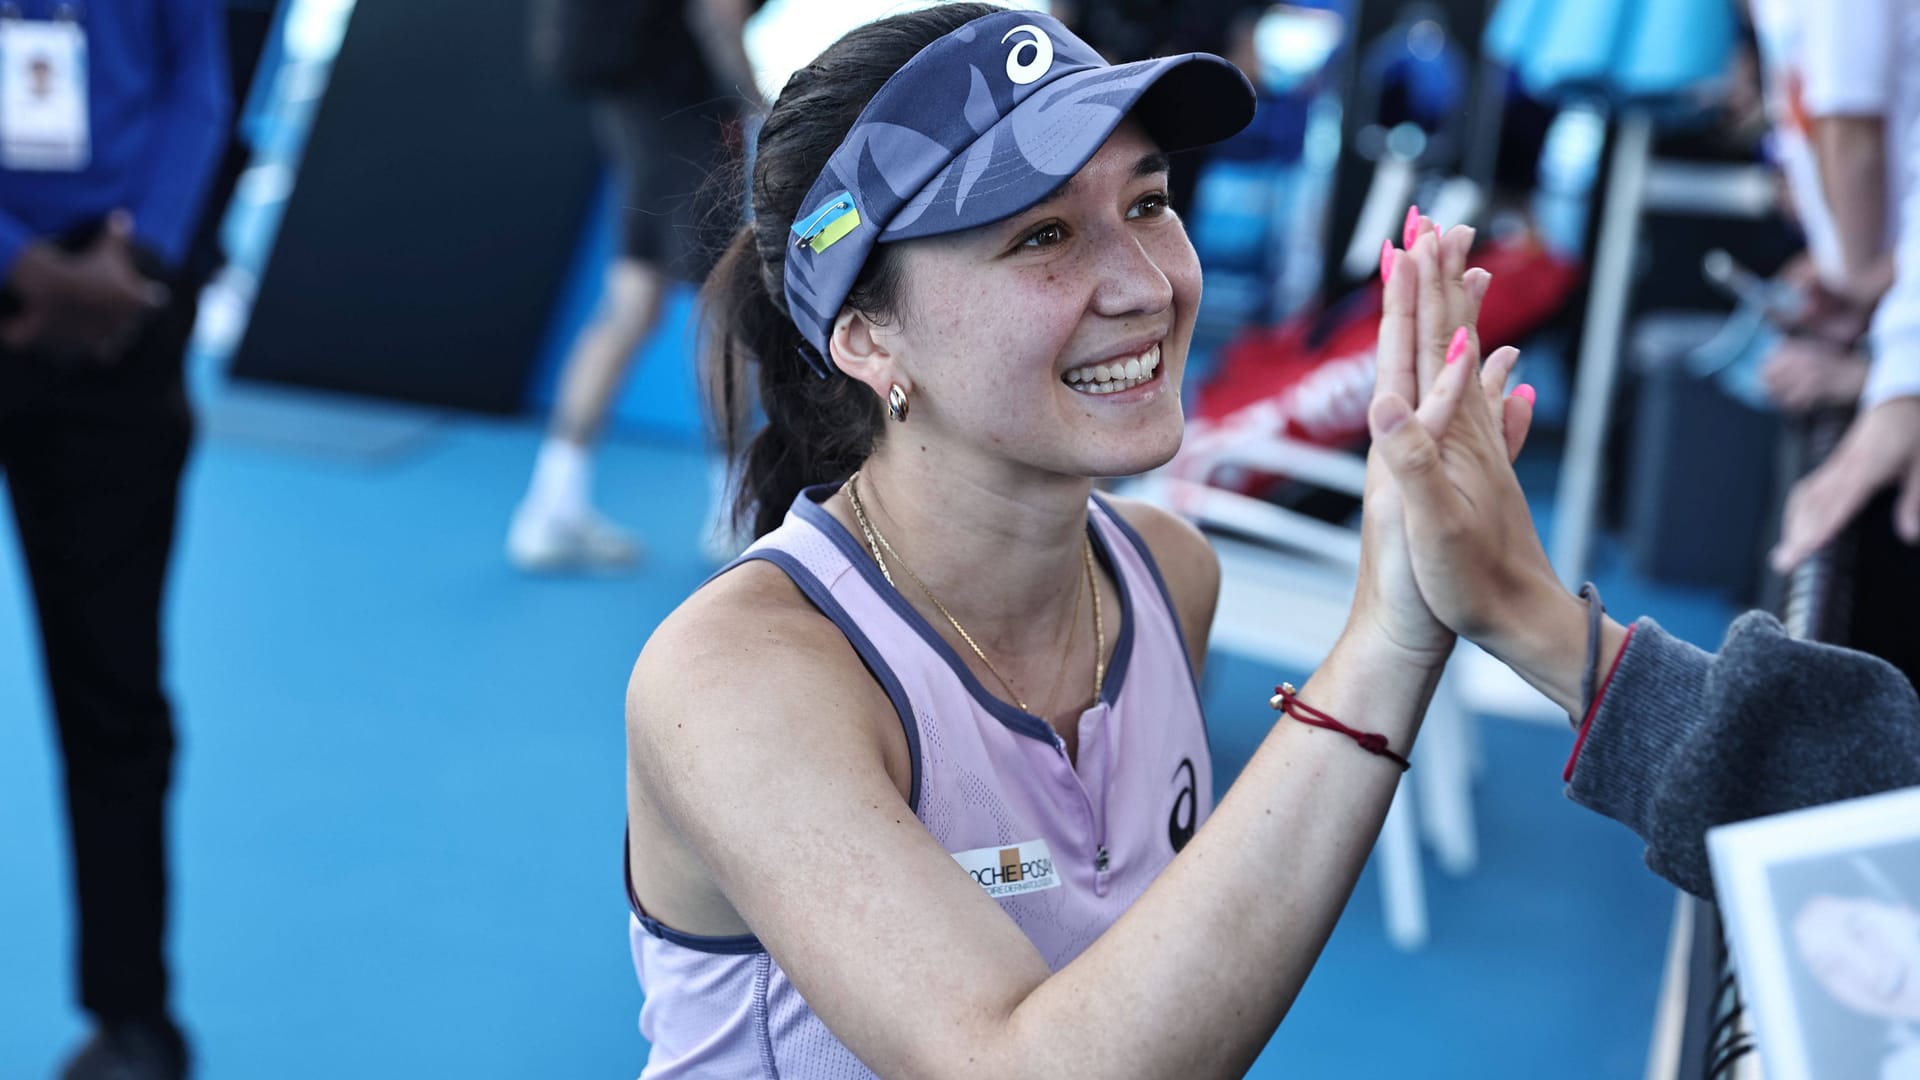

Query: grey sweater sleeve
left=1565, top=610, right=1920, bottom=899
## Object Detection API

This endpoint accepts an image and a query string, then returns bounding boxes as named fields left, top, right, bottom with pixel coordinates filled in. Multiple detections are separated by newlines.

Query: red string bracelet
left=1269, top=683, right=1411, bottom=772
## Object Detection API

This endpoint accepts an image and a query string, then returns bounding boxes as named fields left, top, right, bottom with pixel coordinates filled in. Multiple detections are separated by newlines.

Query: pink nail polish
left=1403, top=205, right=1420, bottom=249
left=1380, top=240, right=1394, bottom=283
left=1445, top=327, right=1469, bottom=365
left=1513, top=383, right=1536, bottom=405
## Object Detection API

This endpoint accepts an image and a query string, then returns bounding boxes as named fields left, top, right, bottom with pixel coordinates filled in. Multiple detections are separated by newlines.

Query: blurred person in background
left=1770, top=154, right=1920, bottom=617
left=1748, top=0, right=1913, bottom=414
left=514, top=0, right=763, bottom=571
left=1743, top=0, right=1920, bottom=687
left=0, top=1, right=230, bottom=1077
left=1056, top=0, right=1267, bottom=221
left=1773, top=232, right=1920, bottom=575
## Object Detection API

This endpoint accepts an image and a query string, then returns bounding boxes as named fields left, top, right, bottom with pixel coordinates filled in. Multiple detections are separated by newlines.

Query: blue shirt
left=0, top=0, right=231, bottom=276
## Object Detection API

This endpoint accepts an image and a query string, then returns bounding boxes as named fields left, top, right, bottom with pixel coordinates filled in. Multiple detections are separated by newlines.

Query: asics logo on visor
left=1002, top=24, right=1054, bottom=85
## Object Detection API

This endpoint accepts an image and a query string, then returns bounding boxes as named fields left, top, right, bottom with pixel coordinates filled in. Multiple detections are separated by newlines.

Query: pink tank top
left=627, top=485, right=1212, bottom=1077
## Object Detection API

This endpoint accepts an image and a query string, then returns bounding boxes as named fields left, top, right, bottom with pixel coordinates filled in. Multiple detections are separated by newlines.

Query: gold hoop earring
left=887, top=384, right=910, bottom=423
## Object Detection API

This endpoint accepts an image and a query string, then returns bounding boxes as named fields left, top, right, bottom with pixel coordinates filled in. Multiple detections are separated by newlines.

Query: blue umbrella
left=1485, top=0, right=1737, bottom=103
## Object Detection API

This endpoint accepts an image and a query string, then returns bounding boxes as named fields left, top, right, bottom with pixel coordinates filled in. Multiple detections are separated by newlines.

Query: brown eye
left=1129, top=191, right=1170, bottom=219
left=1020, top=222, right=1068, bottom=248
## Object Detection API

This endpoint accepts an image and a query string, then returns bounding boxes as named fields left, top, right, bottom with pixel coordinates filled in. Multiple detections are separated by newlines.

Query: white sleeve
left=1863, top=115, right=1920, bottom=408
left=1863, top=347, right=1920, bottom=407
left=1867, top=265, right=1920, bottom=406
left=1801, top=0, right=1896, bottom=116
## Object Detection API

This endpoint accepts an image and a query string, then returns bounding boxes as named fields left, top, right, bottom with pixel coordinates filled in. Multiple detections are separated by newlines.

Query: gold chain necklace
left=846, top=471, right=1104, bottom=715
left=1034, top=560, right=1084, bottom=718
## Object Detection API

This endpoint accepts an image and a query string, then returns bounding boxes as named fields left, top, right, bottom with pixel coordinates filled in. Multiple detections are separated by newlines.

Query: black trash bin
left=1621, top=312, right=1783, bottom=603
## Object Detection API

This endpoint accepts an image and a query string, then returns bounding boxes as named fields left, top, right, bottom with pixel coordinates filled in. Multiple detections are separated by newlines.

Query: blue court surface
left=0, top=389, right=1725, bottom=1077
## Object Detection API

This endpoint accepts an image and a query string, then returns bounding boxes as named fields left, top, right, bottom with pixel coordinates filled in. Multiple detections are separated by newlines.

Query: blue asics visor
left=782, top=8, right=1256, bottom=374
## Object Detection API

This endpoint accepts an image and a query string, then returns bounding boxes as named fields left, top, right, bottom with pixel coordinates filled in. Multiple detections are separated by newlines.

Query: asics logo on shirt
left=1169, top=758, right=1198, bottom=852
left=1002, top=24, right=1054, bottom=85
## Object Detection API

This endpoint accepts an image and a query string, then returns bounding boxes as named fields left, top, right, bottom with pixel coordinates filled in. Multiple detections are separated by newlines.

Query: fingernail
left=1380, top=240, right=1394, bottom=283
left=1513, top=383, right=1536, bottom=405
left=1446, top=326, right=1469, bottom=365
left=1372, top=396, right=1412, bottom=435
left=1403, top=205, right=1420, bottom=249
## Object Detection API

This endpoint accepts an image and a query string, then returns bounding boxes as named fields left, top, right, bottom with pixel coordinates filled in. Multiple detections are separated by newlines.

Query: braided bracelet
left=1270, top=683, right=1412, bottom=771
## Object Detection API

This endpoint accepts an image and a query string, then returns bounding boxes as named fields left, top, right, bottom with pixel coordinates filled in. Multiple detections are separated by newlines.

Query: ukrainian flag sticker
left=793, top=191, right=861, bottom=255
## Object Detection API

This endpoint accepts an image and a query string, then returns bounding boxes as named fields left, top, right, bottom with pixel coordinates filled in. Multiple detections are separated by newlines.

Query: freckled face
left=868, top=119, right=1200, bottom=478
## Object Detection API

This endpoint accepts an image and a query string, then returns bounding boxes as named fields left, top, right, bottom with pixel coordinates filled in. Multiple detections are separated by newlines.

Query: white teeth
left=1078, top=373, right=1148, bottom=394
left=1062, top=343, right=1163, bottom=393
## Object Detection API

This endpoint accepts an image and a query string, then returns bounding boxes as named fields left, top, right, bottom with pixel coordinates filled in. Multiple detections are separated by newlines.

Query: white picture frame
left=1708, top=785, right=1920, bottom=1080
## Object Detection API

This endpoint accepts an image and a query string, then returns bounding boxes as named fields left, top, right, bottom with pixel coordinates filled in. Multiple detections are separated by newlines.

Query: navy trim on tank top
left=752, top=953, right=780, bottom=1078
left=1090, top=493, right=1202, bottom=700
left=739, top=547, right=924, bottom=812
left=624, top=827, right=764, bottom=954
left=1089, top=492, right=1214, bottom=766
left=792, top=484, right=1135, bottom=748
left=623, top=547, right=927, bottom=956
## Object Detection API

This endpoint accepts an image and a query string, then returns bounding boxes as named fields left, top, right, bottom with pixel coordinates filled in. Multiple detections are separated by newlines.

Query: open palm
left=1355, top=217, right=1535, bottom=658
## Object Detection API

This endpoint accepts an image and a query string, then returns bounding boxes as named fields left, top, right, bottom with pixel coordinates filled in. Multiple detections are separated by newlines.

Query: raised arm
left=1362, top=252, right=1920, bottom=901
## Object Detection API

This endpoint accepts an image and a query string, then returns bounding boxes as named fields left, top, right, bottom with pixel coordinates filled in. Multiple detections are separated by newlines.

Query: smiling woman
left=1793, top=889, right=1920, bottom=1021
left=621, top=5, right=1503, bottom=1077
left=1740, top=847, right=1920, bottom=1079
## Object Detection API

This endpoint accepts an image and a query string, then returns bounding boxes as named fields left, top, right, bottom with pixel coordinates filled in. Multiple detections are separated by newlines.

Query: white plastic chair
left=1124, top=432, right=1483, bottom=950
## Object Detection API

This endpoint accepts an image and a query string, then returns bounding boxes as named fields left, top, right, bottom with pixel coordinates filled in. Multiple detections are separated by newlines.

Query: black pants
left=0, top=259, right=195, bottom=1024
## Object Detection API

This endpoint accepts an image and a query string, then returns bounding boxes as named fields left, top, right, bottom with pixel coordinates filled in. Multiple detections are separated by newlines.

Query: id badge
left=0, top=17, right=90, bottom=171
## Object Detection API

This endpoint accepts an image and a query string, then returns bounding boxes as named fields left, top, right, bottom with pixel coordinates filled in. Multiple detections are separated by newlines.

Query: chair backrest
left=1121, top=432, right=1368, bottom=670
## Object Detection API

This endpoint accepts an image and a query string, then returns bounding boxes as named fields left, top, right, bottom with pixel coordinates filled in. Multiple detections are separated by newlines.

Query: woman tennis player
left=624, top=5, right=1525, bottom=1074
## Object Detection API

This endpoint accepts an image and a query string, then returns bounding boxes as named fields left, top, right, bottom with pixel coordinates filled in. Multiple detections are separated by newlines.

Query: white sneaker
left=507, top=502, right=642, bottom=572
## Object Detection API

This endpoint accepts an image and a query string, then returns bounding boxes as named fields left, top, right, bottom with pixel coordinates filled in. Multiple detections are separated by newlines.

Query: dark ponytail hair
left=702, top=3, right=1005, bottom=539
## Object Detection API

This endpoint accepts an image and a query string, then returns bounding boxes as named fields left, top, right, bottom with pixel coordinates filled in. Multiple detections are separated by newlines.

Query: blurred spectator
left=1747, top=0, right=1920, bottom=614
left=1057, top=0, right=1266, bottom=222
left=1748, top=0, right=1915, bottom=414
left=1772, top=352, right=1920, bottom=571
left=513, top=0, right=762, bottom=571
left=0, top=1, right=230, bottom=1077
left=1760, top=333, right=1867, bottom=412
left=182, top=0, right=284, bottom=285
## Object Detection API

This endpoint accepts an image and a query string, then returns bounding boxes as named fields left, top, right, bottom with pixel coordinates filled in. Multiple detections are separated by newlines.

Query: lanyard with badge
left=0, top=1, right=89, bottom=171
